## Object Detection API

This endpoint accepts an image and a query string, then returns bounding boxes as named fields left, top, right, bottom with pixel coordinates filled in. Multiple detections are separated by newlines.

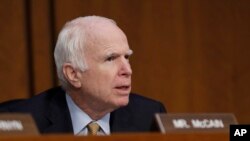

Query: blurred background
left=0, top=0, right=249, bottom=124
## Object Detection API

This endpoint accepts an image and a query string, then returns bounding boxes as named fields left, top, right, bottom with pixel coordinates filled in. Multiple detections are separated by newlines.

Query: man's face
left=78, top=25, right=132, bottom=110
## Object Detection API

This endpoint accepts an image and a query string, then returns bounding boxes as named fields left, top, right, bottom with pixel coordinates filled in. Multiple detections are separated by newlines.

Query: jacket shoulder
left=110, top=93, right=166, bottom=132
left=129, top=93, right=166, bottom=112
left=0, top=86, right=65, bottom=112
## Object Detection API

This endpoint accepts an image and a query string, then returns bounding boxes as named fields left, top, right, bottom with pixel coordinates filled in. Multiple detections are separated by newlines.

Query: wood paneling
left=0, top=0, right=249, bottom=124
left=30, top=0, right=55, bottom=94
left=0, top=133, right=229, bottom=141
left=0, top=0, right=30, bottom=101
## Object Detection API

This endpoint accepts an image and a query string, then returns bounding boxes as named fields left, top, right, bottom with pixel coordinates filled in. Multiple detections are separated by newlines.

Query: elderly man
left=0, top=16, right=166, bottom=135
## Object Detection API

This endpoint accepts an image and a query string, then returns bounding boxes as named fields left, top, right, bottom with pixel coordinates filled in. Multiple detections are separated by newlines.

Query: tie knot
left=87, top=122, right=100, bottom=135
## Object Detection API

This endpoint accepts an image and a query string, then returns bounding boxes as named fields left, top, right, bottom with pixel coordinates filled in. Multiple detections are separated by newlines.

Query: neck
left=68, top=90, right=115, bottom=120
left=81, top=108, right=110, bottom=120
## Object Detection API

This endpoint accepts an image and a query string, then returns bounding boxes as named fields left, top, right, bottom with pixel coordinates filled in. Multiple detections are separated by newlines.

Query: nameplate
left=155, top=113, right=238, bottom=133
left=0, top=113, right=39, bottom=135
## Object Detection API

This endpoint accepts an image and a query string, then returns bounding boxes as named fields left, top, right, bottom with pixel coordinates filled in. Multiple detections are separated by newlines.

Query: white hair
left=54, top=16, right=116, bottom=89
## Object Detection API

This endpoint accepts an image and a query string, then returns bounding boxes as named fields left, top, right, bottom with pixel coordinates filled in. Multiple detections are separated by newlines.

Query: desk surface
left=0, top=132, right=228, bottom=141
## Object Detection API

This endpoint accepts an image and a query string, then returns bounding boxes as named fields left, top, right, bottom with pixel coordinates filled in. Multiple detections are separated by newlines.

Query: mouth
left=114, top=85, right=131, bottom=95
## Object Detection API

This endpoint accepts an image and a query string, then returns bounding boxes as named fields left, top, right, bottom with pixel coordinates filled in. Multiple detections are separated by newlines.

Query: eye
left=125, top=54, right=131, bottom=60
left=125, top=55, right=130, bottom=60
left=106, top=55, right=116, bottom=61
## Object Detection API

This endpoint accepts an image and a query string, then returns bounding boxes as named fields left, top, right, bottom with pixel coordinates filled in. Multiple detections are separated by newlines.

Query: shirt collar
left=66, top=93, right=110, bottom=135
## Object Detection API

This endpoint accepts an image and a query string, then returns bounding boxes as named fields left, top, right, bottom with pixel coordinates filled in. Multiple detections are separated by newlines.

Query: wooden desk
left=0, top=132, right=228, bottom=141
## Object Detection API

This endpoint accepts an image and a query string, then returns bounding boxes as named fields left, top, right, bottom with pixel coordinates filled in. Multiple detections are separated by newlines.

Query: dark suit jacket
left=0, top=87, right=166, bottom=134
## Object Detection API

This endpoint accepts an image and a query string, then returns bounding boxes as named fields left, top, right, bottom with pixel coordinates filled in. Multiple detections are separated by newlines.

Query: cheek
left=87, top=70, right=117, bottom=96
left=98, top=67, right=118, bottom=83
left=85, top=63, right=120, bottom=93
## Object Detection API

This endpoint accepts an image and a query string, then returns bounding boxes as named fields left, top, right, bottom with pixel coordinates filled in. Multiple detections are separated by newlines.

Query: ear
left=62, top=63, right=82, bottom=88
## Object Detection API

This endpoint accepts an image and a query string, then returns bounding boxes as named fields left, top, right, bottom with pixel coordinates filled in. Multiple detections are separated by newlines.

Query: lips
left=115, top=85, right=130, bottom=89
left=114, top=85, right=131, bottom=95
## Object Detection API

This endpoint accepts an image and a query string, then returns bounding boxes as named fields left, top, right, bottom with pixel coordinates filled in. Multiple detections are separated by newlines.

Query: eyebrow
left=105, top=49, right=133, bottom=57
left=127, top=49, right=133, bottom=55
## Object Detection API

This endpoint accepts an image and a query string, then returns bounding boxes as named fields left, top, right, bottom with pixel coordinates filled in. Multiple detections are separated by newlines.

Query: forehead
left=85, top=23, right=131, bottom=55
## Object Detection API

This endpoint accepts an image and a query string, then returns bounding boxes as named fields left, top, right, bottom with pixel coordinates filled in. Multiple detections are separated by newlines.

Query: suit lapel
left=42, top=87, right=73, bottom=133
left=110, top=105, right=138, bottom=132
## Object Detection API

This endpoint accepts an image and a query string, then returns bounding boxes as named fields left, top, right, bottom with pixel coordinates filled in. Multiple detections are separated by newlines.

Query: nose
left=119, top=58, right=132, bottom=77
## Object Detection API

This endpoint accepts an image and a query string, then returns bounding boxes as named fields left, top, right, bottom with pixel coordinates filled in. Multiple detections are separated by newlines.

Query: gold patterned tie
left=87, top=122, right=100, bottom=135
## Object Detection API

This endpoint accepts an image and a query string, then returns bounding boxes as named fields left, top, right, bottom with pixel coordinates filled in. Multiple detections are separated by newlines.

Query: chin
left=115, top=97, right=129, bottom=107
